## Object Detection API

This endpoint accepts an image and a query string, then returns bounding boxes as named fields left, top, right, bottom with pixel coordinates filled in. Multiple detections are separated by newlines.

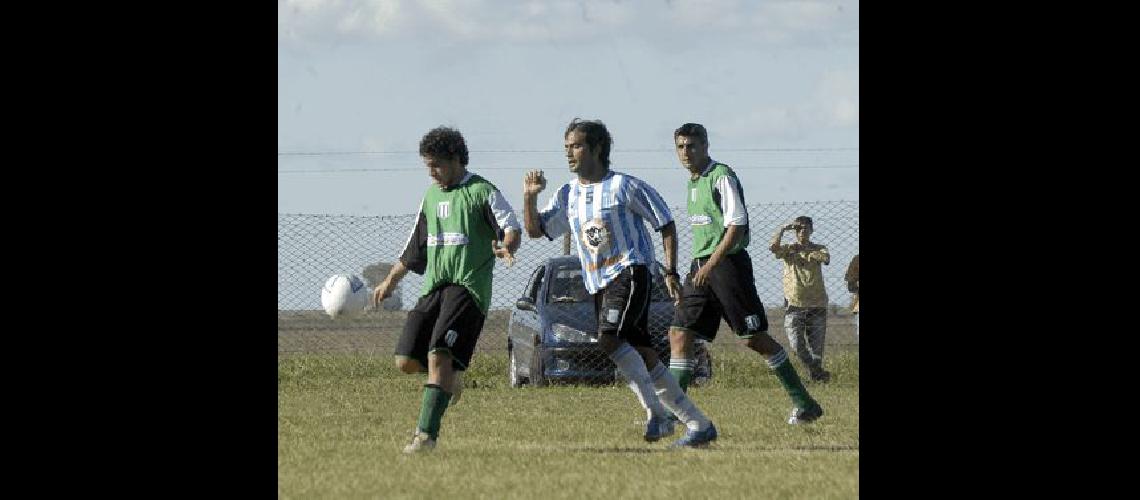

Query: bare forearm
left=661, top=222, right=678, bottom=271
left=385, top=260, right=409, bottom=286
left=707, top=224, right=742, bottom=268
left=769, top=226, right=787, bottom=252
left=522, top=193, right=544, bottom=238
left=807, top=248, right=830, bottom=265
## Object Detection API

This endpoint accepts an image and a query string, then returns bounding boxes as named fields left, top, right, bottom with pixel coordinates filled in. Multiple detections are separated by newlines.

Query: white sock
left=650, top=363, right=711, bottom=431
left=626, top=378, right=654, bottom=419
left=610, top=343, right=667, bottom=419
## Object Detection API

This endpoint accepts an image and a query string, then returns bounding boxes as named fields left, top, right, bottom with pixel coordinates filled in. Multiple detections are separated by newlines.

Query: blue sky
left=278, top=0, right=859, bottom=216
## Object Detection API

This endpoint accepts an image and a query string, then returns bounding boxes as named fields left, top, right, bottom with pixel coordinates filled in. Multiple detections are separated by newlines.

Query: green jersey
left=399, top=172, right=520, bottom=313
left=687, top=162, right=749, bottom=259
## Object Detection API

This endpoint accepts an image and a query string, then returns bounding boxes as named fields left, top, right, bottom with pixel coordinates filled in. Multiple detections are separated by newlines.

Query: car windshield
left=547, top=265, right=591, bottom=303
left=546, top=262, right=669, bottom=303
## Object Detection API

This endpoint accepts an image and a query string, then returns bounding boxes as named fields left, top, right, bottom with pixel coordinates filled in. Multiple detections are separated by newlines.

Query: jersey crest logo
left=581, top=218, right=611, bottom=255
left=745, top=314, right=761, bottom=331
left=691, top=188, right=698, bottom=202
left=445, top=330, right=458, bottom=347
left=437, top=201, right=450, bottom=219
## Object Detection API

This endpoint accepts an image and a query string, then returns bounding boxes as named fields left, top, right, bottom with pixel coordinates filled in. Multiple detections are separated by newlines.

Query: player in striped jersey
left=667, top=123, right=823, bottom=425
left=522, top=118, right=718, bottom=448
left=372, top=127, right=521, bottom=453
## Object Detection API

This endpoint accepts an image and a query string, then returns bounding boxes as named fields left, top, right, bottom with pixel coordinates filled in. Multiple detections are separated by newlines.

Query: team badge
left=437, top=201, right=450, bottom=219
left=745, top=314, right=761, bottom=331
left=581, top=218, right=611, bottom=255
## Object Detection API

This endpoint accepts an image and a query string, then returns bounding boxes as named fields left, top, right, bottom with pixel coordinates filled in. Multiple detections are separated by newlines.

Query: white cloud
left=279, top=0, right=406, bottom=42
left=716, top=67, right=858, bottom=144
left=279, top=0, right=859, bottom=47
left=337, top=0, right=402, bottom=36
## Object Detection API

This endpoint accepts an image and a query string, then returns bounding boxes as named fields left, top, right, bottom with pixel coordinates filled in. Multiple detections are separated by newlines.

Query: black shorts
left=395, top=284, right=486, bottom=371
left=593, top=265, right=654, bottom=349
left=670, top=250, right=768, bottom=341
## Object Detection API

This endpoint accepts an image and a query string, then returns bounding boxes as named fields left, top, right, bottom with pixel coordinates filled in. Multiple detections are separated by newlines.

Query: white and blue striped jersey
left=538, top=170, right=673, bottom=294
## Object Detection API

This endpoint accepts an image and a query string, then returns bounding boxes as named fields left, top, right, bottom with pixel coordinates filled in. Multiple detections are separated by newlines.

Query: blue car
left=507, top=255, right=712, bottom=387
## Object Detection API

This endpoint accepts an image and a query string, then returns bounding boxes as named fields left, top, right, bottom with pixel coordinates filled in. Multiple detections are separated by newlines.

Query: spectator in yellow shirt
left=770, top=216, right=831, bottom=382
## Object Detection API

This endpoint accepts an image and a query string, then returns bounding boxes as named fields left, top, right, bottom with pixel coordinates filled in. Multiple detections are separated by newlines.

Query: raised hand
left=523, top=170, right=547, bottom=196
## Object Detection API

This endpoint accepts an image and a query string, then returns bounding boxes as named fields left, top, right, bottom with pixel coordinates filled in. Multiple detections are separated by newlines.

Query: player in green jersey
left=667, top=123, right=823, bottom=425
left=372, top=127, right=521, bottom=453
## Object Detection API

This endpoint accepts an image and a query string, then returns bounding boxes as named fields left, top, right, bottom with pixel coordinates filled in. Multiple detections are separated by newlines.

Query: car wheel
left=509, top=348, right=527, bottom=387
left=530, top=341, right=547, bottom=387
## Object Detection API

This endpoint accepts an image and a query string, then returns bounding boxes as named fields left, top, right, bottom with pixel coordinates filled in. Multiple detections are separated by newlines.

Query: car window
left=547, top=264, right=591, bottom=303
left=524, top=265, right=544, bottom=302
left=543, top=261, right=669, bottom=303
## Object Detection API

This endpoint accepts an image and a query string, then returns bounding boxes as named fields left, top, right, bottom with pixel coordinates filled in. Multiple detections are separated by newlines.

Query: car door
left=508, top=263, right=545, bottom=364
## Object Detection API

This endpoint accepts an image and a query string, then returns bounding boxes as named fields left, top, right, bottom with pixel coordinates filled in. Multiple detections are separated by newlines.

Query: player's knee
left=669, top=327, right=695, bottom=354
left=668, top=326, right=690, bottom=342
left=395, top=356, right=424, bottom=374
left=745, top=332, right=777, bottom=354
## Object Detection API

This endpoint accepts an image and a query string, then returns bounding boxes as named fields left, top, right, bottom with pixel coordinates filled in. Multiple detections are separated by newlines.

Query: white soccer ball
left=320, top=274, right=371, bottom=319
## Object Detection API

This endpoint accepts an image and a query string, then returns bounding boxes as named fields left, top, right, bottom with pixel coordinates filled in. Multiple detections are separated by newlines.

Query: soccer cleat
left=669, top=422, right=718, bottom=448
left=810, top=370, right=832, bottom=383
left=643, top=414, right=675, bottom=442
left=449, top=371, right=464, bottom=407
left=402, top=429, right=436, bottom=454
left=787, top=404, right=824, bottom=425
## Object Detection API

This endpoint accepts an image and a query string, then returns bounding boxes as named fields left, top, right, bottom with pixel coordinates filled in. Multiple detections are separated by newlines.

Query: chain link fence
left=278, top=200, right=858, bottom=378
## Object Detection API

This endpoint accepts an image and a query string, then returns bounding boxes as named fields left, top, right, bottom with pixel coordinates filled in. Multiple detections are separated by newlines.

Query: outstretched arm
left=373, top=260, right=408, bottom=307
left=770, top=223, right=794, bottom=254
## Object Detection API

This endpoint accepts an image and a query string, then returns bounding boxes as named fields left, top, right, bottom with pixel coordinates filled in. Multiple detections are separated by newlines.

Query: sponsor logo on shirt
left=689, top=214, right=712, bottom=226
left=426, top=232, right=469, bottom=246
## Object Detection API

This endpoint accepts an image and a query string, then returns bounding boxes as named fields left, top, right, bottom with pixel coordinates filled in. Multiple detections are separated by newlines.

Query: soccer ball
left=320, top=274, right=371, bottom=319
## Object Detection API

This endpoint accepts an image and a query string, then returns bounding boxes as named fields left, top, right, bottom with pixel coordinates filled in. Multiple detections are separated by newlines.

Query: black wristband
left=665, top=269, right=679, bottom=278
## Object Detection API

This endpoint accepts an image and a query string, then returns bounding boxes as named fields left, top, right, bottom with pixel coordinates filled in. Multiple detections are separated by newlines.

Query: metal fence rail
left=278, top=200, right=858, bottom=364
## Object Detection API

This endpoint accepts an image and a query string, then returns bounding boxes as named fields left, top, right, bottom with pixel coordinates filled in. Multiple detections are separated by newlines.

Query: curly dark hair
left=674, top=123, right=708, bottom=144
left=419, top=126, right=468, bottom=166
left=564, top=118, right=611, bottom=169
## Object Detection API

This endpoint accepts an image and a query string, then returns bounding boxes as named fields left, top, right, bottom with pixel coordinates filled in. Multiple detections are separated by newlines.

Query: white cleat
left=403, top=430, right=437, bottom=454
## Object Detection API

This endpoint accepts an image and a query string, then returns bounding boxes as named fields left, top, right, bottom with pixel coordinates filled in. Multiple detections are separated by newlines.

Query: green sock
left=416, top=384, right=452, bottom=439
left=772, top=359, right=816, bottom=410
left=669, top=362, right=693, bottom=392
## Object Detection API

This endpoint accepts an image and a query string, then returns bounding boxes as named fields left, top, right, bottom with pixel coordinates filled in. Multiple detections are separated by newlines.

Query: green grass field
left=278, top=346, right=858, bottom=499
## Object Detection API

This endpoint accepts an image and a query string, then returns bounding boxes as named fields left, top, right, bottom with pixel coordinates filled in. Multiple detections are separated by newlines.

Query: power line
left=278, top=164, right=859, bottom=174
left=278, top=147, right=858, bottom=156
